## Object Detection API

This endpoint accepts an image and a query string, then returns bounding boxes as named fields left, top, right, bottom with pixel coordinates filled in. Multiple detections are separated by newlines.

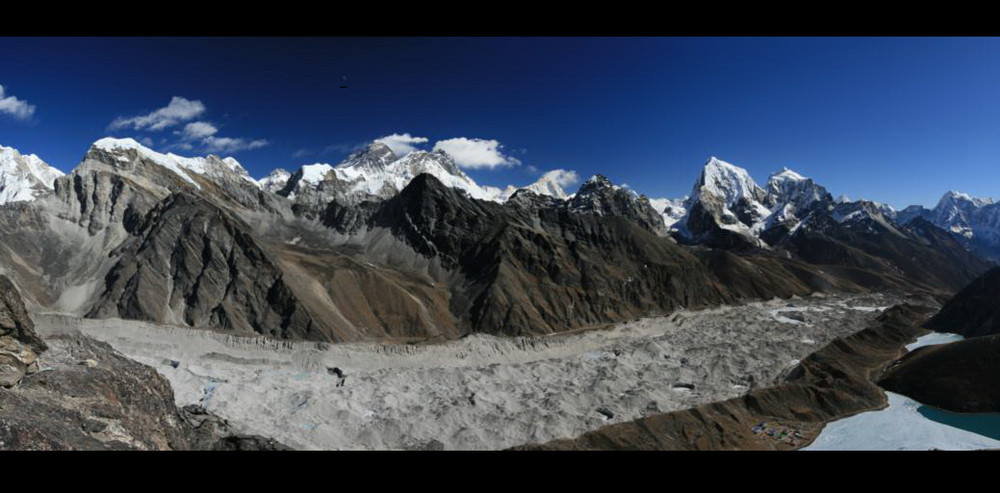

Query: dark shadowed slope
left=926, top=267, right=1000, bottom=337
left=87, top=192, right=326, bottom=341
left=879, top=334, right=1000, bottom=413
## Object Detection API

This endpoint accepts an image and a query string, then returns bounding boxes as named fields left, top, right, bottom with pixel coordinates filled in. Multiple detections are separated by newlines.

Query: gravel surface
left=32, top=291, right=903, bottom=450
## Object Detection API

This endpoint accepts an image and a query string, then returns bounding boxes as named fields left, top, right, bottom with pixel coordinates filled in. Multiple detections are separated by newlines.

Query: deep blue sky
left=1, top=37, right=999, bottom=208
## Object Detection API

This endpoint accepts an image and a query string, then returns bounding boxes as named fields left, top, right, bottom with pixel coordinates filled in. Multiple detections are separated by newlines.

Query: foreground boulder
left=0, top=275, right=45, bottom=352
left=0, top=274, right=45, bottom=388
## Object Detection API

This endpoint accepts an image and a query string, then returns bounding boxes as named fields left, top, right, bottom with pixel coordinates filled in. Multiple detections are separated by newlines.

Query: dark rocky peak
left=370, top=173, right=506, bottom=268
left=568, top=174, right=667, bottom=236
left=506, top=188, right=565, bottom=211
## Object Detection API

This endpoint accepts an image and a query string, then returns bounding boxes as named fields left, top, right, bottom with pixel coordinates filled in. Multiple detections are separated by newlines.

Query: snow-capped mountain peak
left=300, top=163, right=335, bottom=183
left=258, top=168, right=292, bottom=193
left=335, top=142, right=397, bottom=174
left=648, top=196, right=688, bottom=230
left=770, top=166, right=807, bottom=182
left=936, top=190, right=994, bottom=210
left=87, top=137, right=256, bottom=189
left=519, top=169, right=577, bottom=200
left=764, top=167, right=832, bottom=212
left=0, top=144, right=65, bottom=204
left=677, top=157, right=770, bottom=246
left=279, top=144, right=504, bottom=206
left=690, top=156, right=766, bottom=208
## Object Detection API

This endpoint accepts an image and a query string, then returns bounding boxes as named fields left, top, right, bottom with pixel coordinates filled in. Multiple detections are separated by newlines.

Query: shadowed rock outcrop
left=0, top=275, right=45, bottom=351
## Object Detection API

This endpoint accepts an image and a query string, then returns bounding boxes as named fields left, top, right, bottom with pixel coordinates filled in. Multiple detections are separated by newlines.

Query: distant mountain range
left=0, top=138, right=993, bottom=342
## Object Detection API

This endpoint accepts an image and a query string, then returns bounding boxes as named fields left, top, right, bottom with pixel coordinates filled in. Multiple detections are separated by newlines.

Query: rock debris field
left=33, top=291, right=902, bottom=450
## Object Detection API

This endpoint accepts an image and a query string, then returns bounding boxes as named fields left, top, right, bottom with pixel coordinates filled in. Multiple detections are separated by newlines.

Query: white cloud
left=177, top=121, right=218, bottom=140
left=374, top=133, right=429, bottom=156
left=0, top=84, right=36, bottom=120
left=203, top=136, right=269, bottom=154
left=110, top=97, right=267, bottom=155
left=540, top=169, right=580, bottom=187
left=432, top=137, right=521, bottom=169
left=109, top=96, right=206, bottom=131
left=139, top=137, right=154, bottom=147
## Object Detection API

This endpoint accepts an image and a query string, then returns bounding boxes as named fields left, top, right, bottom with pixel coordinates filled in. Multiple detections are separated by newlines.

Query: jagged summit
left=770, top=167, right=807, bottom=182
left=676, top=157, right=770, bottom=248
left=762, top=167, right=832, bottom=234
left=0, top=144, right=64, bottom=204
left=938, top=190, right=995, bottom=208
left=336, top=142, right=398, bottom=173
left=690, top=157, right=767, bottom=208
left=280, top=144, right=503, bottom=209
left=568, top=173, right=667, bottom=236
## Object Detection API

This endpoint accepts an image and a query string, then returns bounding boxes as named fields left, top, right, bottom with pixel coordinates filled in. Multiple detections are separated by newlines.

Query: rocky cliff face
left=87, top=192, right=324, bottom=341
